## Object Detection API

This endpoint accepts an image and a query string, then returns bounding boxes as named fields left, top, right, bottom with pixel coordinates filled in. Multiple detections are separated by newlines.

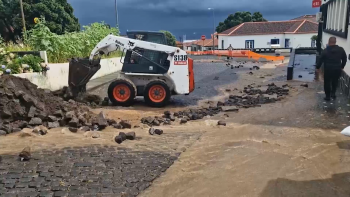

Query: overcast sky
left=68, top=0, right=317, bottom=40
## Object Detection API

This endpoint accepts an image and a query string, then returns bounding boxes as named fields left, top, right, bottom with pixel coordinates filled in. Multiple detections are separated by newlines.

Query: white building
left=319, top=0, right=350, bottom=95
left=218, top=17, right=318, bottom=50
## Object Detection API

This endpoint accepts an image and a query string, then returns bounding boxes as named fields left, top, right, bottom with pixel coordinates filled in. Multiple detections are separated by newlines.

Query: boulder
left=29, top=117, right=42, bottom=126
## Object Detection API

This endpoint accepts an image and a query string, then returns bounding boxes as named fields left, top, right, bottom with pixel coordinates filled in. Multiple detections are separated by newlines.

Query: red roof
left=218, top=19, right=317, bottom=36
left=291, top=15, right=317, bottom=23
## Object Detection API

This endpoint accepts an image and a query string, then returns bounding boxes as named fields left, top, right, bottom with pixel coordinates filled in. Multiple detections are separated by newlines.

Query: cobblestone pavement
left=0, top=129, right=203, bottom=197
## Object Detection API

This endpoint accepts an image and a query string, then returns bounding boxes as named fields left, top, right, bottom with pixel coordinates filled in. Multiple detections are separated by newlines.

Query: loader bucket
left=68, top=58, right=101, bottom=97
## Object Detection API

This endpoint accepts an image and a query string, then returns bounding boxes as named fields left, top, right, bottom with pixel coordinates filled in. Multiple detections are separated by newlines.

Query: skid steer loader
left=68, top=31, right=195, bottom=107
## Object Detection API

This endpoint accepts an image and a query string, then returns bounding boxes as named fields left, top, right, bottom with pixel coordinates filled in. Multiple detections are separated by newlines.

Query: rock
left=164, top=111, right=171, bottom=116
left=97, top=112, right=108, bottom=129
left=113, top=123, right=123, bottom=129
left=300, top=83, right=308, bottom=88
left=213, top=76, right=219, bottom=80
left=119, top=132, right=127, bottom=141
left=0, top=130, right=6, bottom=136
left=218, top=120, right=227, bottom=126
left=248, top=72, right=253, bottom=75
left=120, top=120, right=132, bottom=129
left=12, top=128, right=21, bottom=133
left=154, top=129, right=163, bottom=135
left=68, top=117, right=79, bottom=128
left=27, top=106, right=36, bottom=118
left=298, top=75, right=302, bottom=78
left=221, top=106, right=239, bottom=112
left=33, top=126, right=48, bottom=135
left=29, top=117, right=42, bottom=126
left=225, top=89, right=231, bottom=92
left=65, top=111, right=75, bottom=120
left=47, top=116, right=57, bottom=122
left=126, top=132, right=136, bottom=140
left=47, top=121, right=59, bottom=129
left=19, top=147, right=31, bottom=161
left=115, top=135, right=123, bottom=144
left=180, top=119, right=188, bottom=124
left=107, top=119, right=117, bottom=126
left=69, top=127, right=78, bottom=133
left=79, top=126, right=90, bottom=132
left=149, top=128, right=155, bottom=135
left=169, top=115, right=175, bottom=121
left=92, top=132, right=100, bottom=138
left=152, top=119, right=160, bottom=126
left=54, top=110, right=63, bottom=117
left=2, top=124, right=12, bottom=134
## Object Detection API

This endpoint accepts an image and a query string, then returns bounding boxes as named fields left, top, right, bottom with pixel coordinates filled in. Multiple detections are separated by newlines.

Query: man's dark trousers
left=324, top=69, right=342, bottom=98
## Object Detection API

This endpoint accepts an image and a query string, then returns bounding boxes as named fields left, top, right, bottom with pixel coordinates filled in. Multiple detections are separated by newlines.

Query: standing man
left=316, top=36, right=347, bottom=101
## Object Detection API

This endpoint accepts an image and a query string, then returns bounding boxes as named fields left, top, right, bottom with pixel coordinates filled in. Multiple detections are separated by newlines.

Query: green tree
left=0, top=0, right=80, bottom=42
left=160, top=30, right=176, bottom=46
left=216, top=11, right=267, bottom=33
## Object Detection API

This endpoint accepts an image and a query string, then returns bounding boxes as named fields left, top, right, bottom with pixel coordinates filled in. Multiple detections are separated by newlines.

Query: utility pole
left=208, top=8, right=215, bottom=51
left=20, top=0, right=26, bottom=32
left=115, top=0, right=119, bottom=30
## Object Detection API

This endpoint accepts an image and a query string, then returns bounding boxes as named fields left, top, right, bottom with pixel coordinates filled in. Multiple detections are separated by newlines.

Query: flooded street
left=2, top=57, right=350, bottom=197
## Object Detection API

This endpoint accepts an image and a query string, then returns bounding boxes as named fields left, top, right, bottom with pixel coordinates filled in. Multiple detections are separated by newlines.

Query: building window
left=323, top=0, right=349, bottom=38
left=271, top=39, right=279, bottom=45
left=222, top=40, right=224, bottom=49
left=245, top=40, right=254, bottom=49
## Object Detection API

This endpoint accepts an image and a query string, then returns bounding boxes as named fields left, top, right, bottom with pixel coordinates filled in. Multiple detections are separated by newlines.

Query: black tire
left=108, top=79, right=136, bottom=107
left=144, top=80, right=171, bottom=108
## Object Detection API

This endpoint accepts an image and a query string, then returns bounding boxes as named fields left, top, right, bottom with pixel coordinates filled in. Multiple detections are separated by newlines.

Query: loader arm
left=89, top=34, right=179, bottom=61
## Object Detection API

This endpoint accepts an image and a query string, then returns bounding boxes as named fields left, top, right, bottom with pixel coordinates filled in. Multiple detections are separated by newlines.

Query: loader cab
left=122, top=31, right=171, bottom=74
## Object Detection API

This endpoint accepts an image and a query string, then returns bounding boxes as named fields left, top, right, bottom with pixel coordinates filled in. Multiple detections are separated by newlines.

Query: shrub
left=26, top=18, right=120, bottom=63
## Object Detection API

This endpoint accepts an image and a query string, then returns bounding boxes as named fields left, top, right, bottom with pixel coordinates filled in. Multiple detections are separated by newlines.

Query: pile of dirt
left=0, top=75, right=119, bottom=135
left=52, top=86, right=104, bottom=107
left=141, top=83, right=290, bottom=127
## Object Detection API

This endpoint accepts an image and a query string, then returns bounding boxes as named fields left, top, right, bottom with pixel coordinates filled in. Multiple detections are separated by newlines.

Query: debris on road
left=300, top=83, right=309, bottom=88
left=19, top=146, right=31, bottom=161
left=119, top=132, right=127, bottom=141
left=149, top=128, right=155, bottom=135
left=126, top=132, right=136, bottom=140
left=298, top=75, right=303, bottom=78
left=218, top=120, right=227, bottom=126
left=140, top=83, right=289, bottom=127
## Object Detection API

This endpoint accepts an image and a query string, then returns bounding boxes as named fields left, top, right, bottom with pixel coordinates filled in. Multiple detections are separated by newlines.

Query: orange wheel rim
left=149, top=85, right=166, bottom=103
left=113, top=84, right=131, bottom=102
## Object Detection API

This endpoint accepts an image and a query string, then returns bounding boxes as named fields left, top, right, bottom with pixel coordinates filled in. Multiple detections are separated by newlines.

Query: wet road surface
left=89, top=60, right=262, bottom=107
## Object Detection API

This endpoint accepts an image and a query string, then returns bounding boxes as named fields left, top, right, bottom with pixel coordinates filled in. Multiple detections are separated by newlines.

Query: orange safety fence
left=186, top=50, right=285, bottom=61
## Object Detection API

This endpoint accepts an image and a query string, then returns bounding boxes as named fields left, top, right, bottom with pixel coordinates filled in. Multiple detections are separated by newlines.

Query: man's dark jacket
left=316, top=45, right=347, bottom=70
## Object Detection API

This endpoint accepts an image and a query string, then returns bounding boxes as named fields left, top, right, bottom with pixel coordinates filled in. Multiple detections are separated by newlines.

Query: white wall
left=322, top=31, right=350, bottom=75
left=219, top=33, right=316, bottom=49
left=14, top=57, right=123, bottom=91
left=285, top=33, right=317, bottom=48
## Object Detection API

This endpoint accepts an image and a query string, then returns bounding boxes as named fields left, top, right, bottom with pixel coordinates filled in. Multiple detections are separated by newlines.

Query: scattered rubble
left=141, top=83, right=289, bottom=127
left=0, top=75, right=124, bottom=136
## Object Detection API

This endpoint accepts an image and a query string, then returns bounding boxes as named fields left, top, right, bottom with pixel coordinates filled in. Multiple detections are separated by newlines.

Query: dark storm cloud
left=68, top=0, right=316, bottom=39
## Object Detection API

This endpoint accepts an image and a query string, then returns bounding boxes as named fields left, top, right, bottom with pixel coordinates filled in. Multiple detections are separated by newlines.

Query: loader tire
left=144, top=80, right=171, bottom=108
left=108, top=79, right=136, bottom=107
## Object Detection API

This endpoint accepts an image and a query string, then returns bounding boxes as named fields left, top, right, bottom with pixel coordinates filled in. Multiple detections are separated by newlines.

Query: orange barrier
left=186, top=50, right=285, bottom=61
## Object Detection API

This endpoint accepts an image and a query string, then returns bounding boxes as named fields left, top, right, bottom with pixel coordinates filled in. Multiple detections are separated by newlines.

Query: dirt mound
left=0, top=75, right=114, bottom=135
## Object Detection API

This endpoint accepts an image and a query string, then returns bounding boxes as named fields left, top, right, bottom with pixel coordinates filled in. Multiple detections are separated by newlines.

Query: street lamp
left=208, top=8, right=215, bottom=51
left=115, top=0, right=120, bottom=30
